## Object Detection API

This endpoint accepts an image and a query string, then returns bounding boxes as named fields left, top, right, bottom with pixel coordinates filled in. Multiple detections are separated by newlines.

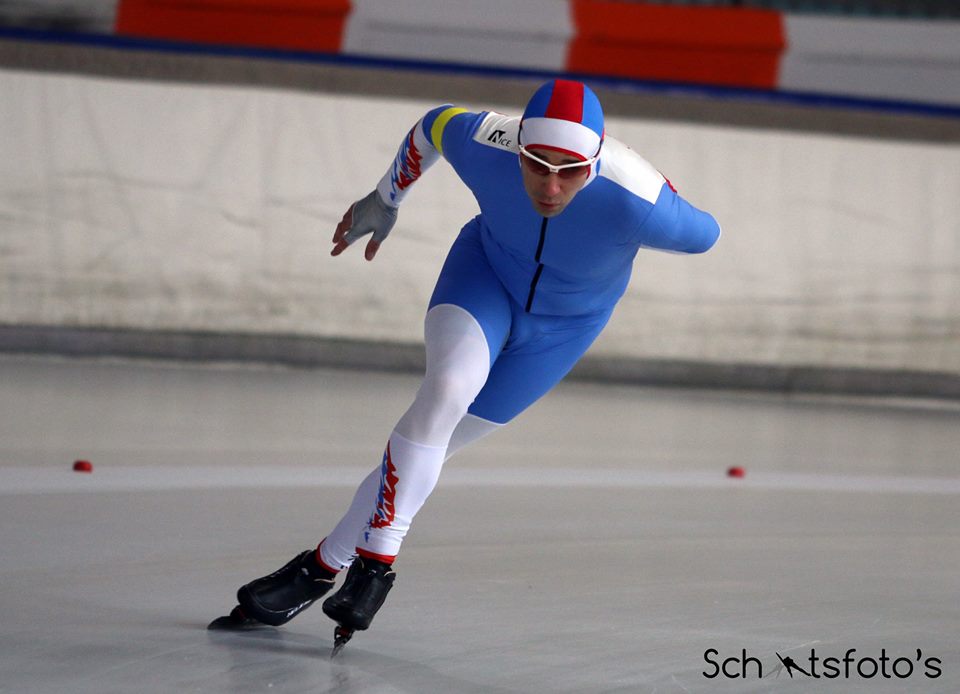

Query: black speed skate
left=208, top=549, right=336, bottom=630
left=322, top=556, right=396, bottom=656
left=208, top=605, right=265, bottom=631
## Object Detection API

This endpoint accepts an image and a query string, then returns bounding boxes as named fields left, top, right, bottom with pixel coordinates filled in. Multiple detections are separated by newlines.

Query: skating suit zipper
left=525, top=217, right=549, bottom=313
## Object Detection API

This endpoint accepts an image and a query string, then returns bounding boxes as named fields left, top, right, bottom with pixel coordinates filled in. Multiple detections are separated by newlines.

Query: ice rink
left=1, top=354, right=957, bottom=693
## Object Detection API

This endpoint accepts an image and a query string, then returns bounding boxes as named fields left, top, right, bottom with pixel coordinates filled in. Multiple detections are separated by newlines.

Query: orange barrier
left=115, top=0, right=351, bottom=53
left=568, top=1, right=785, bottom=89
left=114, top=1, right=788, bottom=91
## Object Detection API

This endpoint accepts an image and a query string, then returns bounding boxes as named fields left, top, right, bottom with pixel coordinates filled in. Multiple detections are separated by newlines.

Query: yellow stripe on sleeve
left=430, top=107, right=468, bottom=156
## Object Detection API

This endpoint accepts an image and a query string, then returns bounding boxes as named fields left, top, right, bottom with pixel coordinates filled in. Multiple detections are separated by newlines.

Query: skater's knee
left=420, top=368, right=483, bottom=415
left=396, top=361, right=489, bottom=446
left=433, top=369, right=482, bottom=407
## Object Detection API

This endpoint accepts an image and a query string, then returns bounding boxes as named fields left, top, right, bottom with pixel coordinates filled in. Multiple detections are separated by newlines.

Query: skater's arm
left=639, top=186, right=721, bottom=255
left=331, top=105, right=466, bottom=261
left=376, top=105, right=467, bottom=207
left=600, top=136, right=721, bottom=255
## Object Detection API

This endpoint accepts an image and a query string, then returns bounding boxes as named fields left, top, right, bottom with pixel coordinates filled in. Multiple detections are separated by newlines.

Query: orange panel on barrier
left=115, top=0, right=351, bottom=53
left=569, top=1, right=785, bottom=89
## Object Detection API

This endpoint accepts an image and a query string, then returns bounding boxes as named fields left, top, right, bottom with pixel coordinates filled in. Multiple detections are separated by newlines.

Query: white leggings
left=319, top=304, right=501, bottom=570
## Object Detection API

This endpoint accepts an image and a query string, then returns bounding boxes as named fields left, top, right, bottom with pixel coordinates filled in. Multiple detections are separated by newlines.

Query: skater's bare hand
left=331, top=190, right=398, bottom=262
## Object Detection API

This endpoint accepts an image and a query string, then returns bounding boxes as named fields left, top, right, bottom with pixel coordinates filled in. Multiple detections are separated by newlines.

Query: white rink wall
left=1, top=67, right=959, bottom=375
left=779, top=15, right=960, bottom=107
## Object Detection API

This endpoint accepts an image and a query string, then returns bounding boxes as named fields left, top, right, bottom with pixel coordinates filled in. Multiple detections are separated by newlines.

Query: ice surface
left=1, top=355, right=958, bottom=693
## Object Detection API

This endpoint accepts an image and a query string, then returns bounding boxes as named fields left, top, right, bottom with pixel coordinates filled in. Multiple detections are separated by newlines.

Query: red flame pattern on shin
left=369, top=443, right=399, bottom=529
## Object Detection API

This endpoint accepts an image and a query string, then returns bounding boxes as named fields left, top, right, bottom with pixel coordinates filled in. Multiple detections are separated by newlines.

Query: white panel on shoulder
left=472, top=112, right=520, bottom=153
left=598, top=137, right=665, bottom=204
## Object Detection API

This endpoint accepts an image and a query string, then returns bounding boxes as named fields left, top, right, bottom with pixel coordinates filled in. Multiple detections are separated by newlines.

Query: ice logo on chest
left=487, top=129, right=512, bottom=148
left=474, top=113, right=518, bottom=153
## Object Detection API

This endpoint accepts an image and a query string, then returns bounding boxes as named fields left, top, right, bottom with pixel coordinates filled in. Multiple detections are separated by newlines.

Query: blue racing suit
left=376, top=106, right=721, bottom=424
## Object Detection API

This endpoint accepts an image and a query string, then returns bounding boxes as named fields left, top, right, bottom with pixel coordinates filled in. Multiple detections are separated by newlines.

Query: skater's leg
left=349, top=221, right=513, bottom=562
left=444, top=413, right=502, bottom=461
left=322, top=222, right=514, bottom=640
left=318, top=468, right=380, bottom=571
left=323, top=404, right=504, bottom=570
left=468, top=305, right=615, bottom=425
left=321, top=301, right=502, bottom=569
left=358, top=303, right=499, bottom=561
left=442, top=309, right=612, bottom=466
left=320, top=303, right=504, bottom=638
left=394, top=304, right=493, bottom=446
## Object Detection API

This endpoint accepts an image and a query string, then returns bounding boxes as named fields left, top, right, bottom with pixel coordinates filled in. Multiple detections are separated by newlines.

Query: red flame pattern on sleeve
left=394, top=129, right=423, bottom=192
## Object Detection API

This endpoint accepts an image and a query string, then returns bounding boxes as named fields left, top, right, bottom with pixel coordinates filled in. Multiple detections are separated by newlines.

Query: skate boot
left=207, top=605, right=264, bottom=631
left=231, top=549, right=337, bottom=627
left=322, top=556, right=396, bottom=655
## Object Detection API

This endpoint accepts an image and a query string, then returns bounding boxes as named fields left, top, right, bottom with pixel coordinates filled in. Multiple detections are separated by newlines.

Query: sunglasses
left=519, top=145, right=596, bottom=180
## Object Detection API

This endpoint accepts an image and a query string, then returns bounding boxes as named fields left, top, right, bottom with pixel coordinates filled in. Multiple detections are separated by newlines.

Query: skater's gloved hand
left=331, top=190, right=398, bottom=261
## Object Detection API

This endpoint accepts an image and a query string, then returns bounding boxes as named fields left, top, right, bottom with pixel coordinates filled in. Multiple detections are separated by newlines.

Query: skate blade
left=331, top=625, right=354, bottom=657
left=207, top=606, right=268, bottom=631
